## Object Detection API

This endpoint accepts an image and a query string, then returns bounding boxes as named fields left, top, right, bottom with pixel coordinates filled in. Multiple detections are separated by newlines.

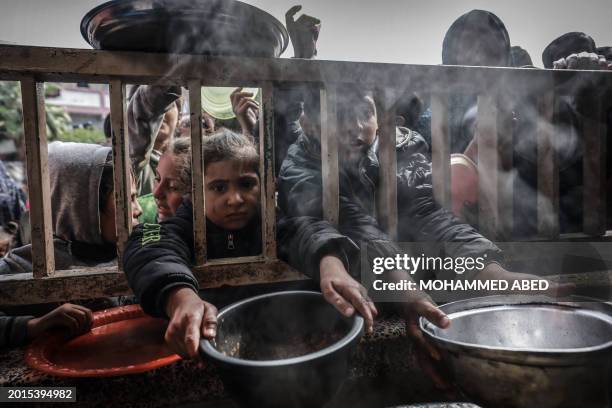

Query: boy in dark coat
left=276, top=84, right=573, bottom=360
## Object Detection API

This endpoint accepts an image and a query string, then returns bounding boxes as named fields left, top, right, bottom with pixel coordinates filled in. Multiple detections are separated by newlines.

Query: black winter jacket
left=123, top=200, right=261, bottom=317
left=277, top=126, right=502, bottom=281
left=0, top=312, right=33, bottom=350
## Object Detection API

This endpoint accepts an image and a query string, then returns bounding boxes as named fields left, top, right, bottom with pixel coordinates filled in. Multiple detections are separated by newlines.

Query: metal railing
left=0, top=44, right=609, bottom=305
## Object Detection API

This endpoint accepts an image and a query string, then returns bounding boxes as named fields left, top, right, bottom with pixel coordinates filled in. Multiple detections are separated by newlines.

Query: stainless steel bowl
left=200, top=291, right=364, bottom=408
left=420, top=295, right=612, bottom=408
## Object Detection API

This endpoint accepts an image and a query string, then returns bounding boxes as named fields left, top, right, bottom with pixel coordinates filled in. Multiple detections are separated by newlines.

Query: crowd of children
left=1, top=6, right=606, bottom=371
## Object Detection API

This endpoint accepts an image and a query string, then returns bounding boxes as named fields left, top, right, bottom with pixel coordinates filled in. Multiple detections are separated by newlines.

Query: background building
left=45, top=83, right=109, bottom=129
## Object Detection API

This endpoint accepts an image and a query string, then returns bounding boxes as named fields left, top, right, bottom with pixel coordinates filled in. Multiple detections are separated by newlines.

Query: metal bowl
left=200, top=291, right=363, bottom=408
left=81, top=0, right=288, bottom=57
left=421, top=295, right=612, bottom=408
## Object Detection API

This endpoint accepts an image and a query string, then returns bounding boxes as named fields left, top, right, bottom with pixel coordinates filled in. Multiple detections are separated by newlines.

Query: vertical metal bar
left=431, top=93, right=451, bottom=209
left=259, top=82, right=277, bottom=259
left=375, top=88, right=398, bottom=240
left=108, top=80, right=132, bottom=268
left=20, top=78, right=54, bottom=277
left=188, top=80, right=207, bottom=264
left=536, top=91, right=560, bottom=238
left=320, top=86, right=339, bottom=226
left=582, top=90, right=606, bottom=236
left=477, top=93, right=499, bottom=238
left=497, top=98, right=514, bottom=240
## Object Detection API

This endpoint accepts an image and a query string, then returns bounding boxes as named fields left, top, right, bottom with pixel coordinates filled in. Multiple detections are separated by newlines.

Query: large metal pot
left=200, top=291, right=363, bottom=408
left=81, top=0, right=288, bottom=57
left=420, top=295, right=612, bottom=408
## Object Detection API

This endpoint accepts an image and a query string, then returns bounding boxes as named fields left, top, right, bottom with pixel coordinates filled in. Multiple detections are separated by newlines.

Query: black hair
left=301, top=84, right=375, bottom=123
left=169, top=128, right=259, bottom=195
left=98, top=152, right=137, bottom=215
left=394, top=91, right=424, bottom=128
left=510, top=46, right=533, bottom=67
left=596, top=46, right=612, bottom=61
left=336, top=84, right=374, bottom=106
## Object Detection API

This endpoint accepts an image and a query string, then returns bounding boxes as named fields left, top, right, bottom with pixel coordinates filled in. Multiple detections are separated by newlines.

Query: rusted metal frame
left=20, top=78, right=54, bottom=277
left=536, top=90, right=560, bottom=239
left=582, top=89, right=606, bottom=236
left=108, top=80, right=132, bottom=267
left=0, top=267, right=126, bottom=306
left=320, top=86, right=340, bottom=226
left=476, top=93, right=500, bottom=238
left=0, top=261, right=305, bottom=306
left=259, top=82, right=277, bottom=259
left=203, top=255, right=265, bottom=267
left=431, top=93, right=451, bottom=210
left=375, top=88, right=398, bottom=240
left=192, top=260, right=305, bottom=288
left=8, top=47, right=612, bottom=298
left=559, top=231, right=612, bottom=241
left=188, top=80, right=207, bottom=264
left=3, top=45, right=609, bottom=92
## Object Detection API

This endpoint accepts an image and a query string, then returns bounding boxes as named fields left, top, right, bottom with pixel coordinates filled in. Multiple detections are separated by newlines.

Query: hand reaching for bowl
left=399, top=292, right=450, bottom=360
left=404, top=298, right=452, bottom=388
left=385, top=269, right=452, bottom=390
left=26, top=303, right=93, bottom=340
left=231, top=87, right=260, bottom=137
left=319, top=255, right=378, bottom=334
left=405, top=299, right=457, bottom=394
left=286, top=5, right=321, bottom=59
left=164, top=287, right=218, bottom=359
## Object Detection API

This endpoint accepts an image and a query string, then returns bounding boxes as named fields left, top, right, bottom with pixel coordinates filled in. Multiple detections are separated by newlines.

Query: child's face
left=154, top=153, right=185, bottom=222
left=338, top=95, right=378, bottom=165
left=205, top=160, right=260, bottom=230
left=177, top=112, right=216, bottom=138
left=100, top=176, right=142, bottom=243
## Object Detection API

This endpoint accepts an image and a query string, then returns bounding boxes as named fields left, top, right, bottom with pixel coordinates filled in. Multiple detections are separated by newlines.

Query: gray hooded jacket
left=0, top=142, right=116, bottom=275
left=0, top=143, right=126, bottom=349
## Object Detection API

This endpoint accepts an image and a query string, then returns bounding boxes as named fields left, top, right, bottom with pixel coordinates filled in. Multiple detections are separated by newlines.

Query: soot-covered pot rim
left=200, top=290, right=364, bottom=367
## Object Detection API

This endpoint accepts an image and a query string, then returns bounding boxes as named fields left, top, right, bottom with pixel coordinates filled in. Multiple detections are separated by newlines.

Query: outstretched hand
left=399, top=290, right=452, bottom=390
left=230, top=87, right=260, bottom=136
left=400, top=293, right=449, bottom=360
left=164, top=287, right=218, bottom=359
left=27, top=303, right=93, bottom=340
left=319, top=255, right=378, bottom=334
left=286, top=5, right=321, bottom=59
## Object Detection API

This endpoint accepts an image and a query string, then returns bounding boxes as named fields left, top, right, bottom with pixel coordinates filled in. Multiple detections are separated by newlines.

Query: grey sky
left=1, top=0, right=611, bottom=67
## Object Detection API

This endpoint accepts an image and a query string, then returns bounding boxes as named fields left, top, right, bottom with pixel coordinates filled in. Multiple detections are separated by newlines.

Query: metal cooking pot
left=81, top=0, right=288, bottom=57
left=200, top=291, right=364, bottom=408
left=420, top=295, right=612, bottom=408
